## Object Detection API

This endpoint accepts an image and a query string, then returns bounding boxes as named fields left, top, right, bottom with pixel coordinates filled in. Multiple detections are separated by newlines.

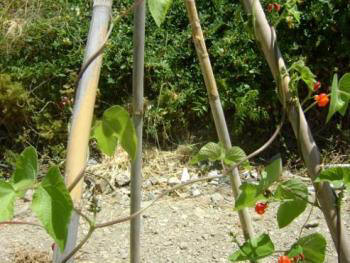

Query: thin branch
left=61, top=225, right=95, bottom=263
left=0, top=220, right=43, bottom=228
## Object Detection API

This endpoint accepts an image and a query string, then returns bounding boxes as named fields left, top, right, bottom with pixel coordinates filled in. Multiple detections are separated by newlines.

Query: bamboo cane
left=130, top=0, right=146, bottom=262
left=53, top=1, right=112, bottom=262
left=184, top=0, right=258, bottom=256
left=240, top=0, right=350, bottom=261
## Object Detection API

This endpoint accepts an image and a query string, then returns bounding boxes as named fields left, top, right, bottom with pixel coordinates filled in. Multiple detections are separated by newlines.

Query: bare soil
left=1, top=146, right=349, bottom=263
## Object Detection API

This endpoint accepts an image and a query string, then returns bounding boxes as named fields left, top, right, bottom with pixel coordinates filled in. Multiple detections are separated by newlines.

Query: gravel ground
left=0, top=148, right=349, bottom=263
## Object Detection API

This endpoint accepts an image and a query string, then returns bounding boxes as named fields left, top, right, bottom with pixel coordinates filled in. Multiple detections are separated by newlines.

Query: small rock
left=149, top=176, right=159, bottom=185
left=179, top=242, right=188, bottom=250
left=208, top=170, right=220, bottom=177
left=87, top=158, right=98, bottom=165
left=191, top=189, right=201, bottom=197
left=112, top=172, right=130, bottom=187
left=210, top=193, right=224, bottom=204
left=168, top=177, right=181, bottom=186
left=209, top=179, right=219, bottom=185
left=181, top=167, right=190, bottom=182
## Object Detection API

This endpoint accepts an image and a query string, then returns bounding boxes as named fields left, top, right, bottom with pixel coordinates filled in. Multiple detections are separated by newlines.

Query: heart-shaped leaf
left=229, top=233, right=274, bottom=261
left=11, top=146, right=38, bottom=195
left=0, top=181, right=16, bottom=222
left=31, top=166, right=73, bottom=252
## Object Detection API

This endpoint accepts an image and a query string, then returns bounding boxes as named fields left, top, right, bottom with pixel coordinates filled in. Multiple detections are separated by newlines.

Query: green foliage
left=11, top=146, right=38, bottom=196
left=0, top=0, right=349, bottom=154
left=315, top=167, right=350, bottom=189
left=290, top=233, right=326, bottom=263
left=148, top=0, right=173, bottom=27
left=0, top=181, right=16, bottom=221
left=235, top=156, right=282, bottom=210
left=327, top=73, right=350, bottom=122
left=190, top=142, right=249, bottom=169
left=0, top=74, right=35, bottom=130
left=229, top=234, right=274, bottom=262
left=31, top=166, right=73, bottom=252
left=274, top=179, right=308, bottom=228
left=0, top=146, right=73, bottom=251
left=92, top=105, right=137, bottom=160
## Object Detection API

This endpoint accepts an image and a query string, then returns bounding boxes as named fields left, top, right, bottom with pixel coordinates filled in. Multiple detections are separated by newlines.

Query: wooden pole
left=240, top=0, right=350, bottom=261
left=130, top=0, right=145, bottom=262
left=53, top=1, right=112, bottom=262
left=184, top=0, right=258, bottom=254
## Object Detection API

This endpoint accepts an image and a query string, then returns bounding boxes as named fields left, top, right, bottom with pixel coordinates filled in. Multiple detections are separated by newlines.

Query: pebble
left=210, top=193, right=224, bottom=204
left=112, top=172, right=130, bottom=187
left=191, top=189, right=201, bottom=197
left=179, top=242, right=188, bottom=250
left=168, top=177, right=181, bottom=186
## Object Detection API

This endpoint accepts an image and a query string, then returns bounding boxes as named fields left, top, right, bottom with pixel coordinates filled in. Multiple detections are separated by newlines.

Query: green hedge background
left=0, top=0, right=349, bottom=161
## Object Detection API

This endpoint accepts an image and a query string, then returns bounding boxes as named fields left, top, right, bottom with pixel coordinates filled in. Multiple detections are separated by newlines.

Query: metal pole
left=53, top=1, right=112, bottom=262
left=130, top=0, right=145, bottom=262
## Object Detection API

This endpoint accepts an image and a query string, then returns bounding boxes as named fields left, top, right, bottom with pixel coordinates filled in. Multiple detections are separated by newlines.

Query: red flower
left=255, top=202, right=268, bottom=215
left=267, top=3, right=274, bottom=12
left=278, top=255, right=292, bottom=263
left=273, top=3, right=281, bottom=12
left=313, top=81, right=321, bottom=91
left=315, top=93, right=329, bottom=107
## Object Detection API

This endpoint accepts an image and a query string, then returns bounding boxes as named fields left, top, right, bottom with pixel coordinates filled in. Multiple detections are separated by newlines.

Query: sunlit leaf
left=259, top=155, right=282, bottom=191
left=229, top=234, right=274, bottom=261
left=31, top=166, right=73, bottom=252
left=224, top=146, right=250, bottom=169
left=235, top=183, right=265, bottom=210
left=295, top=233, right=326, bottom=263
left=0, top=181, right=16, bottom=222
left=148, top=0, right=173, bottom=27
left=11, top=146, right=38, bottom=195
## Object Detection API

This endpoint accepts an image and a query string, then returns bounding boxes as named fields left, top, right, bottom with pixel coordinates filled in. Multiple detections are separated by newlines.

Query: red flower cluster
left=315, top=93, right=329, bottom=107
left=278, top=256, right=291, bottom=263
left=313, top=81, right=321, bottom=91
left=267, top=3, right=281, bottom=12
left=255, top=202, right=268, bottom=215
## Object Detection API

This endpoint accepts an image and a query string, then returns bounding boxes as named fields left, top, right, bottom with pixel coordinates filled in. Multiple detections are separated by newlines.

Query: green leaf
left=235, top=183, right=265, bottom=210
left=229, top=233, right=274, bottom=261
left=327, top=74, right=345, bottom=123
left=314, top=167, right=350, bottom=188
left=295, top=233, right=326, bottom=263
left=259, top=155, right=282, bottom=191
left=198, top=142, right=224, bottom=162
left=287, top=244, right=303, bottom=258
left=277, top=199, right=307, bottom=228
left=11, top=146, right=38, bottom=195
left=31, top=166, right=73, bottom=252
left=0, top=181, right=16, bottom=222
left=224, top=146, right=250, bottom=169
left=91, top=120, right=118, bottom=156
left=274, top=179, right=308, bottom=201
left=148, top=0, right=173, bottom=27
left=290, top=60, right=315, bottom=90
left=92, top=106, right=137, bottom=160
left=275, top=179, right=308, bottom=228
left=338, top=73, right=350, bottom=115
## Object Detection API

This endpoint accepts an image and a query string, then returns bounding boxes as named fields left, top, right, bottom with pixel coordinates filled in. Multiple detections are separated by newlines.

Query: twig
left=0, top=220, right=43, bottom=228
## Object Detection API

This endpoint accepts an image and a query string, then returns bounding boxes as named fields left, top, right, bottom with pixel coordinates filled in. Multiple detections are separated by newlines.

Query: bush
left=0, top=0, right=349, bottom=157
